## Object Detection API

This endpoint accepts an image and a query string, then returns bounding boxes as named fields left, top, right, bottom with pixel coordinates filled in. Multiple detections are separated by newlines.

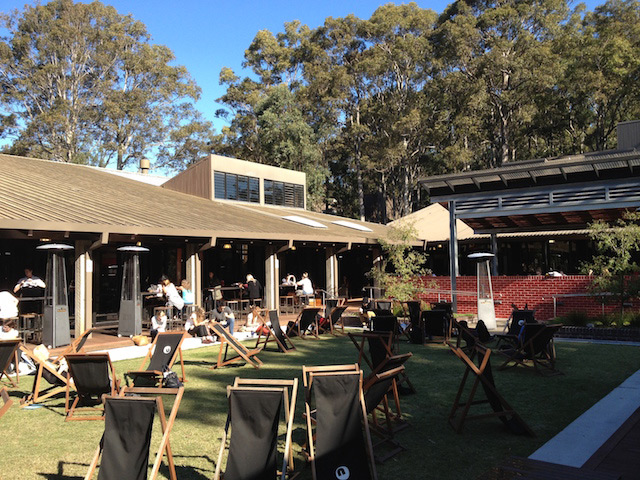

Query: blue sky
left=1, top=0, right=604, bottom=135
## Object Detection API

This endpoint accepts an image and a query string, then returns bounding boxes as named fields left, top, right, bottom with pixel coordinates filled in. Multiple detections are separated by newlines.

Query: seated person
left=0, top=291, right=19, bottom=320
left=185, top=307, right=215, bottom=343
left=212, top=301, right=235, bottom=334
left=177, top=280, right=195, bottom=306
left=160, top=275, right=184, bottom=313
left=0, top=319, right=19, bottom=340
left=150, top=310, right=167, bottom=341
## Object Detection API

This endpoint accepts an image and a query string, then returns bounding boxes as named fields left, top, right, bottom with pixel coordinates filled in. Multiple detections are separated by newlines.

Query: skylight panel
left=332, top=220, right=373, bottom=232
left=282, top=215, right=327, bottom=228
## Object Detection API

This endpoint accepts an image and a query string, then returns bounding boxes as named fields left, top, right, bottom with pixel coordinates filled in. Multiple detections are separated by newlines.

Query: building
left=0, top=153, right=388, bottom=335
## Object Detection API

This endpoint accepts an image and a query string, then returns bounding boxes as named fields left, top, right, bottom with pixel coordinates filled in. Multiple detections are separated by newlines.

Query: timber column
left=265, top=245, right=279, bottom=311
left=325, top=247, right=339, bottom=297
left=74, top=240, right=93, bottom=335
left=186, top=244, right=202, bottom=307
left=449, top=200, right=459, bottom=313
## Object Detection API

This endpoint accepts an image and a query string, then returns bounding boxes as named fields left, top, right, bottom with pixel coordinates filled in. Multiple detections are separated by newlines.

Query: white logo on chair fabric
left=335, top=466, right=350, bottom=479
left=163, top=346, right=171, bottom=355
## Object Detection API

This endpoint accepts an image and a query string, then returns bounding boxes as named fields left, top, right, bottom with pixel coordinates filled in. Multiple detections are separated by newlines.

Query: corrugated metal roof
left=0, top=154, right=388, bottom=244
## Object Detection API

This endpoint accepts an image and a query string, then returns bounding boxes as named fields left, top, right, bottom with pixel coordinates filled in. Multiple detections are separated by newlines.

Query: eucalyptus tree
left=0, top=0, right=205, bottom=169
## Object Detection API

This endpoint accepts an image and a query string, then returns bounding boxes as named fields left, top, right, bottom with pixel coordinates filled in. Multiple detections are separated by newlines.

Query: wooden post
left=265, top=245, right=279, bottom=311
left=185, top=244, right=202, bottom=307
left=74, top=240, right=93, bottom=335
left=449, top=201, right=459, bottom=313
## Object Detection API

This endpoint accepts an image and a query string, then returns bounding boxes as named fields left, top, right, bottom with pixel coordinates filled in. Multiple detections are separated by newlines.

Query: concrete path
left=529, top=368, right=640, bottom=467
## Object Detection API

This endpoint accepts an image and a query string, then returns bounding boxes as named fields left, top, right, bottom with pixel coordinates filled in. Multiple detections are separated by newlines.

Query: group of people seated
left=150, top=302, right=237, bottom=344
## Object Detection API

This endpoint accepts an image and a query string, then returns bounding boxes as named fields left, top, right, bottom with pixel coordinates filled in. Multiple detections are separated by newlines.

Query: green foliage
left=369, top=223, right=430, bottom=301
left=584, top=211, right=640, bottom=319
left=0, top=0, right=211, bottom=170
left=555, top=310, right=591, bottom=326
left=214, top=0, right=640, bottom=221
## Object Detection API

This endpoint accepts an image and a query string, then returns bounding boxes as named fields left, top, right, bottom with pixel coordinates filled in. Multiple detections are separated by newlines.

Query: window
left=264, top=179, right=305, bottom=208
left=214, top=172, right=259, bottom=203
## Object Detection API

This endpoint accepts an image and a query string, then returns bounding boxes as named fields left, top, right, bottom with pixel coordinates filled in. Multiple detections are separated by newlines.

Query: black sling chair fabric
left=321, top=305, right=348, bottom=335
left=498, top=323, right=562, bottom=376
left=126, top=332, right=186, bottom=387
left=448, top=343, right=534, bottom=436
left=0, top=339, right=20, bottom=388
left=97, top=397, right=156, bottom=480
left=256, top=310, right=295, bottom=353
left=455, top=319, right=493, bottom=355
left=64, top=353, right=119, bottom=421
left=363, top=366, right=407, bottom=463
left=305, top=367, right=377, bottom=480
left=290, top=307, right=321, bottom=339
left=215, top=384, right=292, bottom=480
left=423, top=309, right=451, bottom=342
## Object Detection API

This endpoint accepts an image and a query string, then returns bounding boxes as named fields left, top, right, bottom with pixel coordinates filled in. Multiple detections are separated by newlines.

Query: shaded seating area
left=497, top=323, right=563, bottom=376
left=255, top=310, right=296, bottom=353
left=85, top=385, right=184, bottom=480
left=448, top=343, right=534, bottom=436
left=303, top=365, right=378, bottom=480
left=210, top=322, right=263, bottom=369
left=64, top=353, right=120, bottom=421
left=126, top=331, right=186, bottom=387
left=0, top=339, right=21, bottom=388
left=214, top=377, right=298, bottom=480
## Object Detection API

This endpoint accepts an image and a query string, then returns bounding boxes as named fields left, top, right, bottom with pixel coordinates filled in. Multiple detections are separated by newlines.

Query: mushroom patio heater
left=117, top=246, right=149, bottom=337
left=37, top=243, right=73, bottom=348
left=468, top=252, right=497, bottom=329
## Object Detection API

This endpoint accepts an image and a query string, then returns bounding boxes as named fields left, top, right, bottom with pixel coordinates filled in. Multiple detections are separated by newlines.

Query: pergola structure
left=420, top=122, right=640, bottom=311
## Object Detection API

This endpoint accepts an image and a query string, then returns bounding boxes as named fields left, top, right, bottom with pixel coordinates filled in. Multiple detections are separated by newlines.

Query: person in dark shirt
left=245, top=274, right=262, bottom=307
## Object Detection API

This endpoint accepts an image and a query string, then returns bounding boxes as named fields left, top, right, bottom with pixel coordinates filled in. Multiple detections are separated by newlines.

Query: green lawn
left=1, top=335, right=639, bottom=480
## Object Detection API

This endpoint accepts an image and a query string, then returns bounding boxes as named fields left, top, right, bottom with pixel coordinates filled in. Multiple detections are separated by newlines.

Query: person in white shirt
left=150, top=310, right=167, bottom=341
left=0, top=319, right=19, bottom=340
left=296, top=272, right=314, bottom=295
left=13, top=268, right=46, bottom=293
left=0, top=291, right=19, bottom=319
left=161, top=275, right=184, bottom=312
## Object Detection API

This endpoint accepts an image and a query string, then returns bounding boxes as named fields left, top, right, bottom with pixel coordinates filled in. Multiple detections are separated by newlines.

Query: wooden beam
left=90, top=231, right=109, bottom=251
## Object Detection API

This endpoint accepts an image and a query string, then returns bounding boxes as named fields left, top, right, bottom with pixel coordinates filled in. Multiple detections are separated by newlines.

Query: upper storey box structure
left=162, top=154, right=307, bottom=209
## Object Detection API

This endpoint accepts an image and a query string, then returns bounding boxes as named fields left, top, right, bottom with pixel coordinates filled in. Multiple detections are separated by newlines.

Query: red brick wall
left=417, top=275, right=626, bottom=320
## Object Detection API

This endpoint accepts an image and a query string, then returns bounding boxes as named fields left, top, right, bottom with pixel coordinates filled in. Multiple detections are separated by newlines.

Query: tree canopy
left=0, top=0, right=213, bottom=169
left=213, top=0, right=640, bottom=218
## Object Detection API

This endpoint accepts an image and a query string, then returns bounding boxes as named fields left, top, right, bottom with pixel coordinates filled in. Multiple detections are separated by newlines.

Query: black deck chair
left=303, top=365, right=378, bottom=480
left=374, top=300, right=392, bottom=316
left=370, top=315, right=401, bottom=352
left=290, top=307, right=321, bottom=339
left=256, top=310, right=296, bottom=353
left=455, top=319, right=494, bottom=354
left=20, top=345, right=73, bottom=406
left=215, top=378, right=298, bottom=480
left=423, top=309, right=451, bottom=343
left=448, top=343, right=534, bottom=436
left=126, top=331, right=186, bottom=387
left=64, top=353, right=120, bottom=421
left=211, top=322, right=263, bottom=369
left=85, top=386, right=183, bottom=480
left=0, top=386, right=12, bottom=419
left=321, top=305, right=348, bottom=335
left=363, top=366, right=408, bottom=463
left=0, top=339, right=21, bottom=388
left=498, top=323, right=563, bottom=376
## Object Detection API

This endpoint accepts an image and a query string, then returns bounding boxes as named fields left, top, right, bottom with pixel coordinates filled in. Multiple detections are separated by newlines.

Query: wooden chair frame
left=85, top=386, right=184, bottom=480
left=0, top=339, right=21, bottom=388
left=20, top=346, right=74, bottom=406
left=126, top=331, right=186, bottom=386
left=211, top=323, right=263, bottom=369
left=448, top=343, right=534, bottom=436
left=64, top=353, right=120, bottom=421
left=348, top=331, right=416, bottom=398
left=255, top=309, right=296, bottom=353
left=303, top=365, right=378, bottom=480
left=214, top=378, right=299, bottom=480
left=0, top=386, right=12, bottom=419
